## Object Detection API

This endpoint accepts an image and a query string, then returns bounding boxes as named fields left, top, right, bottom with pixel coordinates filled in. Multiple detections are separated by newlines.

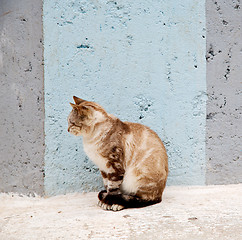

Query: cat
left=68, top=96, right=168, bottom=211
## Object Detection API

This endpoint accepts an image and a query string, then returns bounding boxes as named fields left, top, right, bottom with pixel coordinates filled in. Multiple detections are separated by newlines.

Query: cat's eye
left=80, top=115, right=86, bottom=121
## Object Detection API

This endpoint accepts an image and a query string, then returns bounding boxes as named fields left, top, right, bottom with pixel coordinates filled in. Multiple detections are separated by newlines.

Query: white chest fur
left=83, top=140, right=108, bottom=172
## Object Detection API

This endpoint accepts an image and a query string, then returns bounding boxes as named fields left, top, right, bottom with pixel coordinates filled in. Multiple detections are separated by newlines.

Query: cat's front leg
left=100, top=169, right=124, bottom=195
left=107, top=173, right=124, bottom=194
left=100, top=171, right=108, bottom=190
left=98, top=171, right=124, bottom=211
left=98, top=176, right=123, bottom=201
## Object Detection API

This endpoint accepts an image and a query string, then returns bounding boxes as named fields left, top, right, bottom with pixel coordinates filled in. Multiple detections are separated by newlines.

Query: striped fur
left=68, top=96, right=168, bottom=211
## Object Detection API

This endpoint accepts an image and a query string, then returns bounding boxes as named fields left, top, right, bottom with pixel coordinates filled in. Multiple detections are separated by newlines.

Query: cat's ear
left=70, top=102, right=91, bottom=114
left=80, top=105, right=92, bottom=116
left=70, top=103, right=78, bottom=109
left=73, top=96, right=85, bottom=105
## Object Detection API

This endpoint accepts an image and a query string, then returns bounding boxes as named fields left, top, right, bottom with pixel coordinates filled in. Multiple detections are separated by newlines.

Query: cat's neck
left=82, top=115, right=115, bottom=143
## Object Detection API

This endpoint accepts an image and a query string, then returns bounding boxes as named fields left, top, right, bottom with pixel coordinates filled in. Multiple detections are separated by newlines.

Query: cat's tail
left=98, top=190, right=161, bottom=209
left=121, top=194, right=161, bottom=208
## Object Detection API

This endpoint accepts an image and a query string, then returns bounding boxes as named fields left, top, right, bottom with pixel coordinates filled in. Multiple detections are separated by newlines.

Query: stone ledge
left=0, top=184, right=241, bottom=240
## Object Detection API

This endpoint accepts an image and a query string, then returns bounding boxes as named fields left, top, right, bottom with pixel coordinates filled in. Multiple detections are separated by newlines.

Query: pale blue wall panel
left=43, top=0, right=206, bottom=195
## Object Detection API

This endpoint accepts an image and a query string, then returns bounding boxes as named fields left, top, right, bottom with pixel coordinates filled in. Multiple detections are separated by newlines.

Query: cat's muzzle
left=68, top=125, right=82, bottom=136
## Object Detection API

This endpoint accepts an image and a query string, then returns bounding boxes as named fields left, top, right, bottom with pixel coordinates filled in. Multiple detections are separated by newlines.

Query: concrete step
left=0, top=184, right=241, bottom=240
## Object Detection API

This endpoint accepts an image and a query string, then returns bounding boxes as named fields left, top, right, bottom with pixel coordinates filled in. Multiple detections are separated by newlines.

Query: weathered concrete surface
left=0, top=0, right=45, bottom=195
left=43, top=0, right=206, bottom=195
left=206, top=1, right=242, bottom=184
left=0, top=184, right=241, bottom=240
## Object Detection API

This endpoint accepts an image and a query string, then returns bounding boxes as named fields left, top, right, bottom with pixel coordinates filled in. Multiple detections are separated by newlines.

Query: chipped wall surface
left=0, top=0, right=45, bottom=195
left=206, top=0, right=242, bottom=184
left=43, top=0, right=206, bottom=195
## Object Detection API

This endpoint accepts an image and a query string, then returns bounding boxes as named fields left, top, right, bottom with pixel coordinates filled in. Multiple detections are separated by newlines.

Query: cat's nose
left=68, top=126, right=71, bottom=132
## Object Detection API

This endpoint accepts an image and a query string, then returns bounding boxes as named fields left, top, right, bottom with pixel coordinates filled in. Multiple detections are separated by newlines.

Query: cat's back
left=123, top=121, right=168, bottom=168
left=123, top=121, right=166, bottom=150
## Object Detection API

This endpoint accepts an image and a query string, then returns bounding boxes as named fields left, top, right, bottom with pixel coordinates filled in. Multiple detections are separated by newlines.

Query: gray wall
left=206, top=0, right=242, bottom=184
left=0, top=0, right=45, bottom=195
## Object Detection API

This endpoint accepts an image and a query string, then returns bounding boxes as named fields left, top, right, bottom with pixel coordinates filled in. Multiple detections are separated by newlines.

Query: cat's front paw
left=98, top=190, right=107, bottom=201
left=97, top=191, right=125, bottom=211
left=98, top=200, right=124, bottom=211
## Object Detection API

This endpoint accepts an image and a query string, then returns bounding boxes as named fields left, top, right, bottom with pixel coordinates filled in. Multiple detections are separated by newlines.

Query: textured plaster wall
left=44, top=0, right=206, bottom=195
left=0, top=0, right=240, bottom=196
left=206, top=0, right=242, bottom=184
left=0, top=0, right=45, bottom=195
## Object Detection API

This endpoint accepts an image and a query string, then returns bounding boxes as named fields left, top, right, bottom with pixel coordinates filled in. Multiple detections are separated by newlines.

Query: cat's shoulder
left=123, top=121, right=149, bottom=131
left=124, top=121, right=160, bottom=139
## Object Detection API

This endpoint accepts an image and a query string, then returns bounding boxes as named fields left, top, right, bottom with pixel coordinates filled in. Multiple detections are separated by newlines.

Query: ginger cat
left=68, top=96, right=168, bottom=211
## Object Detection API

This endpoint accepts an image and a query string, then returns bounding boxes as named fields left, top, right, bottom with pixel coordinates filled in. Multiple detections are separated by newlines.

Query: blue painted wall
left=43, top=0, right=206, bottom=195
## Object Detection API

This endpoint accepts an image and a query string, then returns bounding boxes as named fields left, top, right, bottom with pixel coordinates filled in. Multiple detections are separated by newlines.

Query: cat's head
left=68, top=96, right=108, bottom=136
